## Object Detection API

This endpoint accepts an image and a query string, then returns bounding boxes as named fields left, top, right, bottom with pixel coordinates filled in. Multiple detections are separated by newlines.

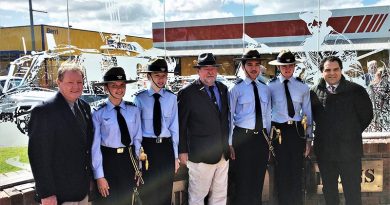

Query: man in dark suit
left=311, top=56, right=373, bottom=205
left=178, top=53, right=230, bottom=205
left=28, top=62, right=94, bottom=205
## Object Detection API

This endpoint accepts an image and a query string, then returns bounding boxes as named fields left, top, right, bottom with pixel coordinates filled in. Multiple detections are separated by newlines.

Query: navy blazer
left=28, top=92, right=93, bottom=203
left=178, top=79, right=230, bottom=164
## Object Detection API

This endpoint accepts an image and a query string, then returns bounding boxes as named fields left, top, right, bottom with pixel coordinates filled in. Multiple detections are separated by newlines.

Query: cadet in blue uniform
left=268, top=50, right=313, bottom=205
left=134, top=58, right=179, bottom=205
left=228, top=50, right=272, bottom=205
left=91, top=66, right=142, bottom=205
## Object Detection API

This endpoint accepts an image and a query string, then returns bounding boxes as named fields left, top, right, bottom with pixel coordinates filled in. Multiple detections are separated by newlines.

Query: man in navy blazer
left=28, top=62, right=94, bottom=205
left=178, top=53, right=230, bottom=205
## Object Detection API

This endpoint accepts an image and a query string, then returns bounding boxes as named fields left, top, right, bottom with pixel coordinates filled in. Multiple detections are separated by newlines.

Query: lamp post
left=28, top=0, right=47, bottom=52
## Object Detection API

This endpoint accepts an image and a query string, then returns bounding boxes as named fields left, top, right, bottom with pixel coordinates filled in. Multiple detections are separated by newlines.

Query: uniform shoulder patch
left=257, top=78, right=266, bottom=85
left=124, top=101, right=136, bottom=107
left=268, top=77, right=277, bottom=83
left=295, top=77, right=304, bottom=83
left=134, top=89, right=147, bottom=96
left=94, top=102, right=107, bottom=111
left=164, top=88, right=176, bottom=95
left=234, top=78, right=243, bottom=84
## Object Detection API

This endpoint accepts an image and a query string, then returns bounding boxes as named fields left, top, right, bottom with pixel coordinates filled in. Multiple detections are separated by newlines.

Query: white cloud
left=251, top=0, right=365, bottom=15
left=165, top=0, right=225, bottom=13
left=167, top=10, right=233, bottom=22
left=0, top=0, right=386, bottom=38
left=373, top=0, right=390, bottom=6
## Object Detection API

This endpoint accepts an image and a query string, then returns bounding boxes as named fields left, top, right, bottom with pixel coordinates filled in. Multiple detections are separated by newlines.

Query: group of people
left=28, top=49, right=373, bottom=205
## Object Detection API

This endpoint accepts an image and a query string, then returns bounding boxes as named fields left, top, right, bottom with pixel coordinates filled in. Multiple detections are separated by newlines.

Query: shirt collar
left=244, top=76, right=257, bottom=85
left=106, top=99, right=126, bottom=111
left=278, top=75, right=286, bottom=83
left=326, top=82, right=339, bottom=89
left=67, top=101, right=75, bottom=109
left=203, top=83, right=216, bottom=89
left=147, top=87, right=165, bottom=97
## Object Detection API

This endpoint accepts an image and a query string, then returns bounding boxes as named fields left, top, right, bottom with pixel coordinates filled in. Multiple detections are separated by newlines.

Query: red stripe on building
left=245, top=20, right=308, bottom=38
left=366, top=14, right=379, bottom=32
left=344, top=15, right=364, bottom=33
left=153, top=20, right=309, bottom=42
left=372, top=14, right=384, bottom=32
left=153, top=16, right=355, bottom=42
left=358, top=15, right=373, bottom=33
left=375, top=13, right=388, bottom=32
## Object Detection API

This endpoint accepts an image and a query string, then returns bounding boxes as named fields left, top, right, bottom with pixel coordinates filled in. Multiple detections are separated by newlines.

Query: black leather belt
left=101, top=146, right=129, bottom=154
left=234, top=126, right=265, bottom=135
left=273, top=121, right=301, bottom=126
left=143, top=137, right=172, bottom=144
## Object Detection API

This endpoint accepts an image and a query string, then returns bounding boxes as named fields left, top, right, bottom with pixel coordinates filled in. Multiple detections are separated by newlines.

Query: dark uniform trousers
left=229, top=127, right=268, bottom=205
left=318, top=160, right=362, bottom=205
left=272, top=122, right=305, bottom=205
left=94, top=146, right=135, bottom=205
left=140, top=137, right=175, bottom=205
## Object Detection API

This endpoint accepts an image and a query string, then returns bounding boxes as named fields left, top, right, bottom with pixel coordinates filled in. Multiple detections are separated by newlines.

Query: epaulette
left=234, top=78, right=243, bottom=84
left=295, top=77, right=305, bottom=83
left=134, top=89, right=147, bottom=96
left=94, top=102, right=107, bottom=111
left=124, top=101, right=136, bottom=107
left=164, top=88, right=176, bottom=95
left=268, top=77, right=278, bottom=83
left=257, top=78, right=266, bottom=85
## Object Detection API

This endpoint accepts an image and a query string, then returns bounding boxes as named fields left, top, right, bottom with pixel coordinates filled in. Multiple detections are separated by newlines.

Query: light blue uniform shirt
left=134, top=88, right=179, bottom=159
left=91, top=99, right=143, bottom=179
left=228, top=77, right=272, bottom=145
left=268, top=75, right=313, bottom=139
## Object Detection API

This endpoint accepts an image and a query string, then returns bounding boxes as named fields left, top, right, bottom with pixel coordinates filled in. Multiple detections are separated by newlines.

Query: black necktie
left=329, top=85, right=336, bottom=94
left=114, top=106, right=131, bottom=147
left=153, top=93, right=162, bottom=137
left=251, top=81, right=263, bottom=131
left=208, top=86, right=220, bottom=112
left=74, top=103, right=87, bottom=137
left=283, top=80, right=295, bottom=118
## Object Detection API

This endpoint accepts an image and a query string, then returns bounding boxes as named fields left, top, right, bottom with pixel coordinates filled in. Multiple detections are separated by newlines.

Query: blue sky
left=0, top=0, right=388, bottom=37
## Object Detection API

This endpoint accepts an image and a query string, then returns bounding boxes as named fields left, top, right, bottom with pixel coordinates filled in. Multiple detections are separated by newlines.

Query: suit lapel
left=194, top=79, right=220, bottom=115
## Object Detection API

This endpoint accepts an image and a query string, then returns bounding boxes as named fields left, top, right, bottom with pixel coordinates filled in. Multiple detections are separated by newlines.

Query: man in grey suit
left=178, top=53, right=230, bottom=205
left=28, top=62, right=93, bottom=205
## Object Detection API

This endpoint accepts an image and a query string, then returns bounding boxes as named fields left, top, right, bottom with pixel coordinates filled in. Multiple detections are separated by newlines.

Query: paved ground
left=0, top=122, right=28, bottom=147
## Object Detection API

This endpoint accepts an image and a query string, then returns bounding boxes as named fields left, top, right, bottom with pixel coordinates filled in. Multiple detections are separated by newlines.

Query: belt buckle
left=117, top=148, right=124, bottom=153
left=287, top=120, right=293, bottom=125
left=156, top=137, right=163, bottom=143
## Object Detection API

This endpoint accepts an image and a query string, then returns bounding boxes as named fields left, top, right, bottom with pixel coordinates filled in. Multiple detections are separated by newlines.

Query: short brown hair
left=57, top=62, right=85, bottom=81
left=319, top=56, right=343, bottom=72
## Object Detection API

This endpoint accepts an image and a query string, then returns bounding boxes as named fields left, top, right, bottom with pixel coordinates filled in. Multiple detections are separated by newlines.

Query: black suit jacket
left=311, top=77, right=373, bottom=161
left=28, top=92, right=93, bottom=203
left=178, top=79, right=229, bottom=164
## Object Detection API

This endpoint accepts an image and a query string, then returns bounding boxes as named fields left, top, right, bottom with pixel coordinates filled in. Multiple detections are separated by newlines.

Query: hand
left=175, top=159, right=180, bottom=173
left=41, top=195, right=57, bottom=205
left=304, top=141, right=312, bottom=158
left=229, top=146, right=236, bottom=160
left=179, top=153, right=188, bottom=166
left=97, top=177, right=110, bottom=197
